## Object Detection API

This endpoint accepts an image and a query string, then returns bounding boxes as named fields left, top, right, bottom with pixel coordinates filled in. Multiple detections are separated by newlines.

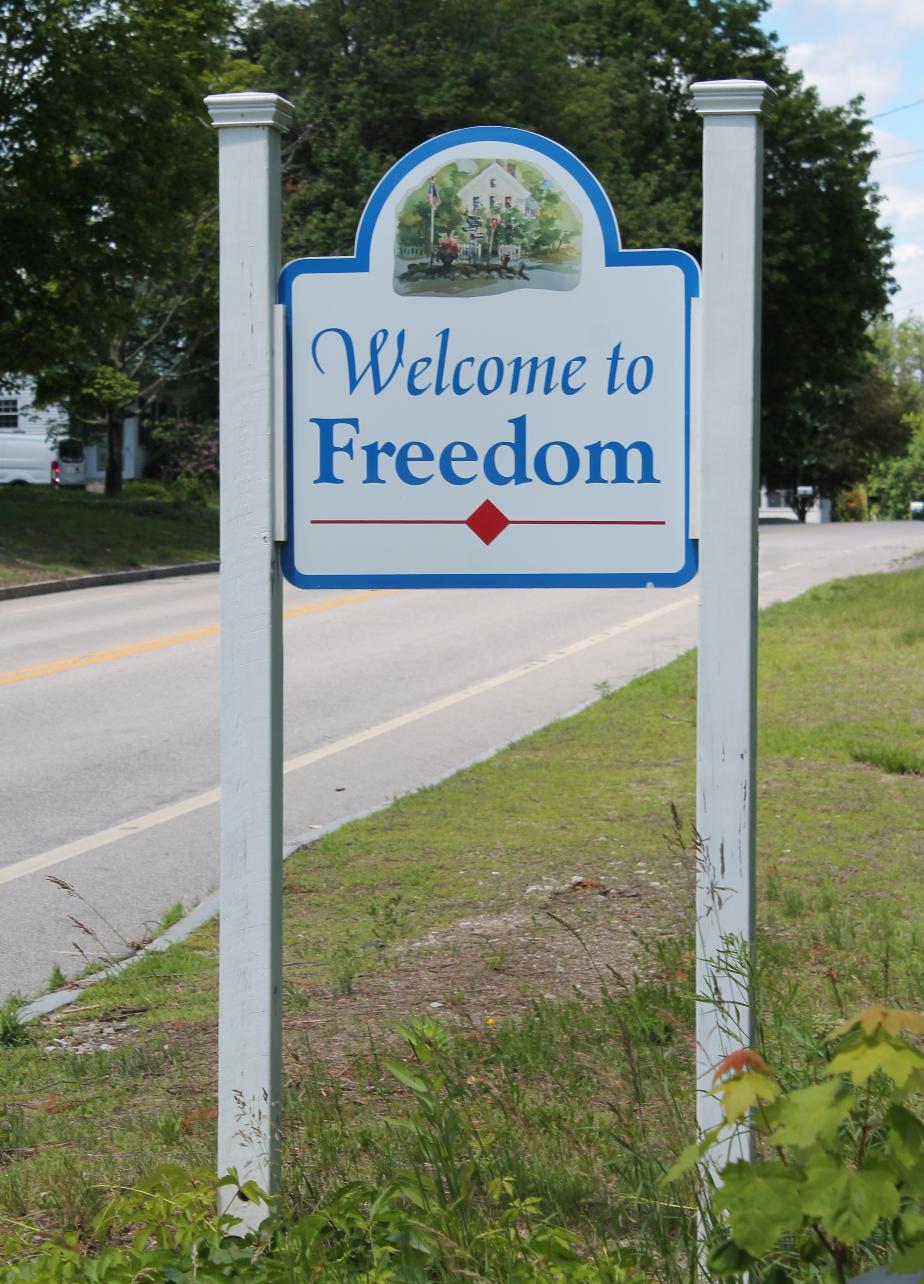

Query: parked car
left=0, top=431, right=85, bottom=487
left=53, top=437, right=86, bottom=488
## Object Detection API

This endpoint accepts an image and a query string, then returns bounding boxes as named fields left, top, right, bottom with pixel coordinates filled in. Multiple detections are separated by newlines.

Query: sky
left=763, top=0, right=924, bottom=321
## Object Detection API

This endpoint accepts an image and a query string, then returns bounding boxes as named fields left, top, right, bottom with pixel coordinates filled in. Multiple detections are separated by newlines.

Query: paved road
left=2, top=521, right=922, bottom=1001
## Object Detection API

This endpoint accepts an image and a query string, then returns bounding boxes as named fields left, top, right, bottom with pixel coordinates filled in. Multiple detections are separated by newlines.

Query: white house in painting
left=457, top=162, right=538, bottom=219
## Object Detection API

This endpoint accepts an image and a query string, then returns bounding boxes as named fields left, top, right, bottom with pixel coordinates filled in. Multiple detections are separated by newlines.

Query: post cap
left=204, top=92, right=294, bottom=131
left=691, top=80, right=774, bottom=117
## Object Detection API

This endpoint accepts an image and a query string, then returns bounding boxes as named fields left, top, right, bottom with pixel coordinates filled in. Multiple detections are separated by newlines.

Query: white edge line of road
left=4, top=593, right=698, bottom=891
left=17, top=591, right=699, bottom=1023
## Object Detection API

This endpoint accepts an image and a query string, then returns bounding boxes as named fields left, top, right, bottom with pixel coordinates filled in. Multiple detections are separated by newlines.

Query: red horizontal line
left=314, top=519, right=464, bottom=525
left=512, top=520, right=666, bottom=527
left=311, top=519, right=666, bottom=527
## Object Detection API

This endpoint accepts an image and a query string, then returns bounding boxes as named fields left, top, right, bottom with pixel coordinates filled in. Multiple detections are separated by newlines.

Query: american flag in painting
left=427, top=177, right=440, bottom=210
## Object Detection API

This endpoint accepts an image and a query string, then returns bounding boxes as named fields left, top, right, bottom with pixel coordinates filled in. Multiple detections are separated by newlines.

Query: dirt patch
left=37, top=872, right=692, bottom=1089
left=285, top=872, right=690, bottom=1073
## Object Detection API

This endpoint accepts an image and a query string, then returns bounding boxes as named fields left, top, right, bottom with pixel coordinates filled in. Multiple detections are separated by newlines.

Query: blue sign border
left=278, top=125, right=699, bottom=589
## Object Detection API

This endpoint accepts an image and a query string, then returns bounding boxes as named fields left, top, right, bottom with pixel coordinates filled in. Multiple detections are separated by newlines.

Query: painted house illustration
left=457, top=162, right=538, bottom=218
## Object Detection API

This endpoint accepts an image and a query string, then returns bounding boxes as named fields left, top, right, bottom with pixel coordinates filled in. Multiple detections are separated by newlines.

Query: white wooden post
left=205, top=90, right=293, bottom=1223
left=691, top=80, right=772, bottom=1147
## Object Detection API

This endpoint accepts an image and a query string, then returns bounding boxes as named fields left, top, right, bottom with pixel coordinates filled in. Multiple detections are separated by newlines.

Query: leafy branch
left=666, top=1005, right=924, bottom=1281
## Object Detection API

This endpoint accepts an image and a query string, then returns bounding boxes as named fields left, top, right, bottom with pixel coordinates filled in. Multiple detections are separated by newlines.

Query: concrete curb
left=0, top=561, right=220, bottom=602
left=17, top=814, right=370, bottom=1024
left=18, top=894, right=221, bottom=1022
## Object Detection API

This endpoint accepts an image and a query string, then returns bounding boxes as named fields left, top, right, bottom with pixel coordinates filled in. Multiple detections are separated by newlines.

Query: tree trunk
left=104, top=410, right=124, bottom=497
left=785, top=487, right=810, bottom=522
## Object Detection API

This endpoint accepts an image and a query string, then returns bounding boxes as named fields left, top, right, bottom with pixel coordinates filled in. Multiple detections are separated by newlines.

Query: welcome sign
left=279, top=126, right=699, bottom=588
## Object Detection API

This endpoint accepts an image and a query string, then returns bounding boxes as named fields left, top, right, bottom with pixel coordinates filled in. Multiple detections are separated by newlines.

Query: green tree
left=759, top=91, right=896, bottom=503
left=245, top=0, right=581, bottom=261
left=872, top=316, right=924, bottom=410
left=247, top=0, right=894, bottom=492
left=868, top=414, right=924, bottom=519
left=397, top=163, right=467, bottom=256
left=561, top=0, right=895, bottom=499
left=775, top=366, right=916, bottom=519
left=0, top=0, right=234, bottom=494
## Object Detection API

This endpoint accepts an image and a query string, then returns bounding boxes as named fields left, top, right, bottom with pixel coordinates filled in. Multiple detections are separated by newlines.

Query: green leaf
left=891, top=1242, right=924, bottom=1275
left=661, top=1127, right=723, bottom=1184
left=326, top=1180, right=375, bottom=1214
left=719, top=1073, right=780, bottom=1124
left=826, top=1036, right=924, bottom=1087
left=894, top=1210, right=924, bottom=1248
left=383, top=1057, right=430, bottom=1096
left=831, top=1006, right=924, bottom=1041
left=899, top=1069, right=924, bottom=1101
left=770, top=1080, right=855, bottom=1149
left=888, top=1105, right=924, bottom=1170
left=369, top=1178, right=424, bottom=1220
left=715, top=1161, right=804, bottom=1256
left=801, top=1156, right=899, bottom=1244
left=706, top=1237, right=756, bottom=1276
left=898, top=1158, right=924, bottom=1198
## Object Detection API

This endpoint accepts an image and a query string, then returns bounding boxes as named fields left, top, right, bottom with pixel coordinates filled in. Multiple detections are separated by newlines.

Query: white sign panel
left=280, top=126, right=699, bottom=587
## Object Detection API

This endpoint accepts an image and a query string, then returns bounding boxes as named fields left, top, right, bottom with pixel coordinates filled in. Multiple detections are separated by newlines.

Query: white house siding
left=0, top=379, right=68, bottom=440
left=457, top=162, right=535, bottom=219
left=0, top=377, right=145, bottom=480
left=82, top=415, right=144, bottom=482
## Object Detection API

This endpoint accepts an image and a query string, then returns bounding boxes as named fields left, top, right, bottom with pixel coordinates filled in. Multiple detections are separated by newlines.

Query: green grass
left=2, top=565, right=923, bottom=1274
left=849, top=742, right=924, bottom=775
left=0, top=484, right=218, bottom=586
left=157, top=900, right=186, bottom=933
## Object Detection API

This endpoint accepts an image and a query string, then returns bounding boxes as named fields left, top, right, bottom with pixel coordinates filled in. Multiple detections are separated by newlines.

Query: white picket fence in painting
left=395, top=239, right=524, bottom=263
left=456, top=241, right=523, bottom=262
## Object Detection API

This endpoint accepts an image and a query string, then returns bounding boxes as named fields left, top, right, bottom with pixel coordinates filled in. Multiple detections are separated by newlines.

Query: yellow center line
left=0, top=590, right=399, bottom=687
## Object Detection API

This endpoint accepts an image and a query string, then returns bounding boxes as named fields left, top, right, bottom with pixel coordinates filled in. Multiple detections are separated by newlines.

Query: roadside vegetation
left=1, top=564, right=922, bottom=1277
left=0, top=483, right=218, bottom=587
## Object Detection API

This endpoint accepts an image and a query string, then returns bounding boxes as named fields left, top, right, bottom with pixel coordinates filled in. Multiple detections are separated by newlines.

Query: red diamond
left=466, top=499, right=510, bottom=546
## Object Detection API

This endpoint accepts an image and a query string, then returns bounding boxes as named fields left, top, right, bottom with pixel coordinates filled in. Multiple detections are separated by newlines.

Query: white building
left=0, top=379, right=68, bottom=440
left=759, top=486, right=831, bottom=523
left=0, top=377, right=145, bottom=482
left=457, top=161, right=538, bottom=219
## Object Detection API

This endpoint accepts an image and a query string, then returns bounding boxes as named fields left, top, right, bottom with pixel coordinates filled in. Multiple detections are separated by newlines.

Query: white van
left=0, top=432, right=85, bottom=487
left=54, top=437, right=87, bottom=488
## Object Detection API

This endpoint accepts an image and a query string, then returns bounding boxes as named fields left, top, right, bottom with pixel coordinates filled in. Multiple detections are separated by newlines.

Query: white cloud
left=767, top=0, right=924, bottom=114
left=765, top=0, right=924, bottom=316
left=889, top=245, right=924, bottom=315
left=782, top=34, right=903, bottom=113
left=878, top=180, right=924, bottom=232
left=870, top=127, right=924, bottom=198
left=894, top=242, right=924, bottom=264
left=871, top=124, right=914, bottom=155
left=772, top=0, right=924, bottom=32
